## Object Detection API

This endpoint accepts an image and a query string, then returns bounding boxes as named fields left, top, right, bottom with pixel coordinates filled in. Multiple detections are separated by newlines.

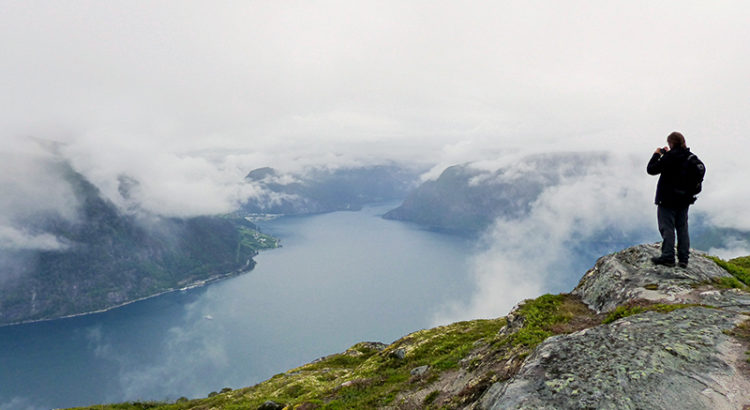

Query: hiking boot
left=678, top=261, right=688, bottom=268
left=651, top=256, right=675, bottom=267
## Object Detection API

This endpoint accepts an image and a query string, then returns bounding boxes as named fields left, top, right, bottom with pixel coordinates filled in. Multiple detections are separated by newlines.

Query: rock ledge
left=480, top=244, right=750, bottom=410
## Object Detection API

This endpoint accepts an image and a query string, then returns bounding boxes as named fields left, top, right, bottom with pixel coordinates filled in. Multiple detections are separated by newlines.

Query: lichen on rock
left=480, top=307, right=750, bottom=409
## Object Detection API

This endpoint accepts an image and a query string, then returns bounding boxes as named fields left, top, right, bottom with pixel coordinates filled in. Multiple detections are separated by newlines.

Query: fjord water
left=0, top=203, right=476, bottom=410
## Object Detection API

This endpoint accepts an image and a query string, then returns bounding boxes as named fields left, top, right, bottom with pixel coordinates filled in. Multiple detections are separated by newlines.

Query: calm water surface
left=0, top=203, right=477, bottom=409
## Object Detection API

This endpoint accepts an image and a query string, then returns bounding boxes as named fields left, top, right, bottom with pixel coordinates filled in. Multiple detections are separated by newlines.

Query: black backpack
left=676, top=153, right=705, bottom=202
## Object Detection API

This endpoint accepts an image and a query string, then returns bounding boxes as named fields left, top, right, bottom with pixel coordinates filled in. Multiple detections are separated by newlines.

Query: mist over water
left=0, top=203, right=476, bottom=409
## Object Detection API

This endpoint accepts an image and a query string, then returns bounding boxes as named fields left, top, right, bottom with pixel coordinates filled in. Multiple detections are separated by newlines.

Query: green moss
left=394, top=319, right=504, bottom=372
left=714, top=276, right=745, bottom=290
left=603, top=303, right=695, bottom=324
left=508, top=294, right=582, bottom=349
left=709, top=256, right=750, bottom=287
left=729, top=256, right=750, bottom=270
left=306, top=354, right=367, bottom=370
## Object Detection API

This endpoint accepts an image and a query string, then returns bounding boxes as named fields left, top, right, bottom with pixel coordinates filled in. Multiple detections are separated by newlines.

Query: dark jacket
left=647, top=147, right=693, bottom=207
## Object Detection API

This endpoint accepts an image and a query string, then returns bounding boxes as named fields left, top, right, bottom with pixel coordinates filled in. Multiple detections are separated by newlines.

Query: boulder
left=410, top=365, right=430, bottom=377
left=257, top=400, right=285, bottom=410
left=390, top=348, right=406, bottom=360
left=572, top=243, right=733, bottom=313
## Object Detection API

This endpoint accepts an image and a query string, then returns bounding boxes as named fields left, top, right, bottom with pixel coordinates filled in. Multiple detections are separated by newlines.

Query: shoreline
left=0, top=265, right=255, bottom=329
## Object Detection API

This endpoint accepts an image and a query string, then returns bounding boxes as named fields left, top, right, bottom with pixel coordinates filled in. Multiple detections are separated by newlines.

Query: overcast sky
left=2, top=2, right=749, bottom=225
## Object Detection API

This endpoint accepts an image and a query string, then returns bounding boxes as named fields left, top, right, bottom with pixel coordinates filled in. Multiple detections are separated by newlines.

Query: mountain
left=0, top=160, right=278, bottom=326
left=383, top=153, right=609, bottom=235
left=241, top=165, right=420, bottom=216
left=71, top=244, right=750, bottom=409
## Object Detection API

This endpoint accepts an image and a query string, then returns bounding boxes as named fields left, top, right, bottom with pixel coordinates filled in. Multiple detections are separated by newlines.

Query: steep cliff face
left=73, top=244, right=750, bottom=410
left=0, top=160, right=279, bottom=326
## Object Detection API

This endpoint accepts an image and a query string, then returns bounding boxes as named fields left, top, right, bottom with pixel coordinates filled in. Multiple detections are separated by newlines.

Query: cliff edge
left=73, top=244, right=750, bottom=410
left=481, top=243, right=750, bottom=409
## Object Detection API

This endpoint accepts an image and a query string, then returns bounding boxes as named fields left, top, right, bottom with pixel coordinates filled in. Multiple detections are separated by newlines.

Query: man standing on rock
left=647, top=131, right=703, bottom=268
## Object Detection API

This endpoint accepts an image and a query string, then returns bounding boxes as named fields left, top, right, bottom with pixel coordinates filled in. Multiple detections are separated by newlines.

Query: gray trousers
left=657, top=205, right=690, bottom=262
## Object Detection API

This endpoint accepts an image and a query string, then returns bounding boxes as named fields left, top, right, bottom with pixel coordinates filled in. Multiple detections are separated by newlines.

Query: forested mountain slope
left=0, top=159, right=276, bottom=326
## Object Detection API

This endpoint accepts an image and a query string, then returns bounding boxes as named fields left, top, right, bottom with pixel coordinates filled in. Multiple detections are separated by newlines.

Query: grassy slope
left=708, top=255, right=750, bottom=289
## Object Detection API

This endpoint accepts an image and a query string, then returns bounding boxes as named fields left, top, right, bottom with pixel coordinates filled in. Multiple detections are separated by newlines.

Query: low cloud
left=0, top=139, right=80, bottom=253
left=696, top=153, right=750, bottom=231
left=0, top=226, right=68, bottom=251
left=0, top=141, right=80, bottom=224
left=434, top=153, right=656, bottom=323
left=0, top=396, right=49, bottom=410
left=2, top=2, right=750, bottom=222
left=84, top=301, right=233, bottom=402
left=708, top=237, right=750, bottom=261
left=59, top=134, right=266, bottom=218
left=116, top=324, right=230, bottom=400
left=3, top=0, right=750, bottom=221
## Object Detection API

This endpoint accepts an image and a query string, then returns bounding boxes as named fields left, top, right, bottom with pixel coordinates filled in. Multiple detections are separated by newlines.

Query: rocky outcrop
left=480, top=244, right=750, bottom=410
left=572, top=243, right=738, bottom=313
left=480, top=307, right=750, bottom=409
